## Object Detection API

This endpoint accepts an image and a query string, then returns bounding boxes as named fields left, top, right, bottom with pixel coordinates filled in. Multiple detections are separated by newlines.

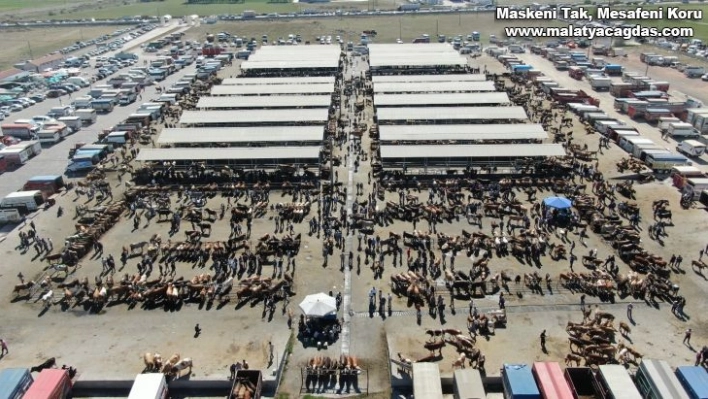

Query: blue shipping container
left=676, top=366, right=708, bottom=399
left=503, top=364, right=541, bottom=399
left=0, top=368, right=34, bottom=399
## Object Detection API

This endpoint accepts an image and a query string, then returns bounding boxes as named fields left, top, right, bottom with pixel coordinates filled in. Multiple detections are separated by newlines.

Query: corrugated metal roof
left=197, top=95, right=331, bottom=109
left=137, top=147, right=321, bottom=161
left=249, top=46, right=340, bottom=61
left=380, top=144, right=565, bottom=159
left=157, top=126, right=324, bottom=144
left=369, top=43, right=458, bottom=54
left=375, top=93, right=509, bottom=106
left=370, top=57, right=467, bottom=68
left=371, top=74, right=486, bottom=83
left=377, top=106, right=528, bottom=121
left=179, top=109, right=329, bottom=125
left=379, top=124, right=547, bottom=141
left=221, top=76, right=336, bottom=85
left=373, top=81, right=495, bottom=93
left=211, top=84, right=334, bottom=96
left=240, top=60, right=339, bottom=70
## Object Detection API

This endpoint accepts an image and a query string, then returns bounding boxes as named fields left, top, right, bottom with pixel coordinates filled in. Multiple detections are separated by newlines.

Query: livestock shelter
left=375, top=93, right=509, bottom=107
left=376, top=107, right=528, bottom=125
left=221, top=76, right=336, bottom=85
left=196, top=95, right=332, bottom=110
left=136, top=147, right=321, bottom=169
left=378, top=124, right=548, bottom=144
left=179, top=109, right=330, bottom=127
left=211, top=83, right=334, bottom=96
left=240, top=46, right=341, bottom=77
left=372, top=81, right=496, bottom=94
left=368, top=43, right=468, bottom=75
left=239, top=60, right=340, bottom=77
left=371, top=74, right=487, bottom=83
left=157, top=126, right=324, bottom=147
left=380, top=144, right=566, bottom=171
left=247, top=46, right=341, bottom=62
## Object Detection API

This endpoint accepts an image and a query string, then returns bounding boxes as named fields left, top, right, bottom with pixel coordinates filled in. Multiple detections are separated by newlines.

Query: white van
left=67, top=77, right=90, bottom=87
left=677, top=140, right=707, bottom=157
left=668, top=122, right=701, bottom=138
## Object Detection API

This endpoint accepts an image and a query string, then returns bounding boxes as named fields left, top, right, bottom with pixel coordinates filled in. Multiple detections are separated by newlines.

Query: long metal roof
left=221, top=77, right=336, bottom=85
left=377, top=107, right=528, bottom=121
left=197, top=95, right=332, bottom=109
left=211, top=84, right=334, bottom=96
left=136, top=147, right=321, bottom=161
left=248, top=46, right=340, bottom=60
left=380, top=144, right=566, bottom=159
left=373, top=81, right=495, bottom=93
left=157, top=126, right=324, bottom=144
left=375, top=93, right=509, bottom=106
left=372, top=74, right=486, bottom=83
left=179, top=109, right=329, bottom=125
left=369, top=43, right=459, bottom=54
left=240, top=60, right=339, bottom=70
left=379, top=124, right=547, bottom=141
left=370, top=57, right=467, bottom=68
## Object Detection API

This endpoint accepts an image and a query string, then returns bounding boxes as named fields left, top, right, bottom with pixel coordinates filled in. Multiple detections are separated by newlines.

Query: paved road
left=0, top=22, right=192, bottom=200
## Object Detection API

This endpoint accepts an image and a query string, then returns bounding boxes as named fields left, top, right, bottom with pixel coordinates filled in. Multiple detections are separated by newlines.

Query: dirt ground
left=0, top=26, right=707, bottom=399
left=0, top=26, right=127, bottom=70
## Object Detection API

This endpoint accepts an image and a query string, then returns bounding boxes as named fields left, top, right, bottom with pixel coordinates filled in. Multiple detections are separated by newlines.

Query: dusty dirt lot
left=0, top=26, right=125, bottom=70
left=0, top=29, right=707, bottom=399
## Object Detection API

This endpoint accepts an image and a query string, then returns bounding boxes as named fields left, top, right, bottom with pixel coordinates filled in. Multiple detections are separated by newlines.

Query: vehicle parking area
left=0, top=17, right=707, bottom=399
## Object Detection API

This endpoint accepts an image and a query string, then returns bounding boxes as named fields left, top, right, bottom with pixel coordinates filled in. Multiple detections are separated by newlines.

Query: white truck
left=588, top=76, right=612, bottom=91
left=128, top=374, right=168, bottom=399
left=37, top=129, right=61, bottom=145
left=75, top=109, right=97, bottom=125
left=58, top=116, right=82, bottom=133
left=677, top=140, right=707, bottom=157
left=71, top=96, right=94, bottom=109
left=668, top=122, right=701, bottom=138
left=0, top=190, right=45, bottom=213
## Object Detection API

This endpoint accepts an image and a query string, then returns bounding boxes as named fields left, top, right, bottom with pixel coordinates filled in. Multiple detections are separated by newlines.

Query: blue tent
left=543, top=196, right=572, bottom=209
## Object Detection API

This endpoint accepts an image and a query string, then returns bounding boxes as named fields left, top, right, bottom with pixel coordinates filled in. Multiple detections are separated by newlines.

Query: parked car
left=18, top=97, right=36, bottom=106
left=46, top=90, right=64, bottom=98
left=9, top=104, right=24, bottom=112
left=29, top=94, right=46, bottom=102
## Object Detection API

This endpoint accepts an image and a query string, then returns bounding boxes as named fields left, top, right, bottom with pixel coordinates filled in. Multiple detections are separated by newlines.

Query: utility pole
left=436, top=19, right=439, bottom=37
left=27, top=41, right=33, bottom=60
left=399, top=17, right=402, bottom=40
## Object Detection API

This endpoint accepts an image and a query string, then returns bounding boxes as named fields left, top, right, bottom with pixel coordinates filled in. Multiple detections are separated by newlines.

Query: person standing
left=229, top=363, right=237, bottom=380
left=627, top=303, right=634, bottom=322
left=0, top=339, right=8, bottom=356
left=684, top=328, right=693, bottom=346
left=540, top=330, right=547, bottom=352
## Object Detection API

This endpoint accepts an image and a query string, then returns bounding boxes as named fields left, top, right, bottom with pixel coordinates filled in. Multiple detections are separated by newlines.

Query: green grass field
left=50, top=0, right=300, bottom=20
left=0, top=0, right=72, bottom=12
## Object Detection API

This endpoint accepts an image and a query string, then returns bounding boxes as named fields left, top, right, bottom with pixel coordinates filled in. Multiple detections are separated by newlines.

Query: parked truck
left=1, top=123, right=37, bottom=140
left=588, top=76, right=612, bottom=91
left=0, top=190, right=45, bottom=213
left=685, top=66, right=705, bottom=78
left=57, top=116, right=82, bottom=133
left=0, top=368, right=34, bottom=399
left=75, top=109, right=97, bottom=125
left=91, top=99, right=114, bottom=113
left=128, top=373, right=168, bottom=399
left=21, top=369, right=72, bottom=399
left=230, top=370, right=263, bottom=399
